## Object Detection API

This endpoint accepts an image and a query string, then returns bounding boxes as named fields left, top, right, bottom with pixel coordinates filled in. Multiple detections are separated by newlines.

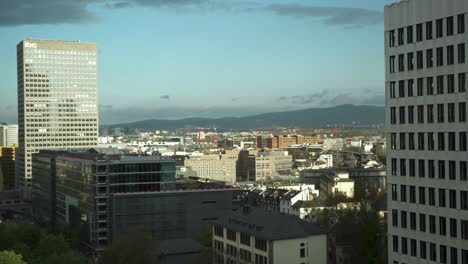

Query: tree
left=0, top=251, right=27, bottom=264
left=98, top=230, right=159, bottom=264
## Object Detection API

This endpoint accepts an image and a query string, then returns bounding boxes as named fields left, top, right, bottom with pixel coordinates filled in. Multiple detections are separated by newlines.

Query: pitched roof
left=214, top=207, right=326, bottom=241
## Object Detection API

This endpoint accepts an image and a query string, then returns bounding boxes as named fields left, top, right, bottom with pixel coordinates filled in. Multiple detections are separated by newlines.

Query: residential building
left=184, top=150, right=240, bottom=183
left=16, top=39, right=98, bottom=196
left=0, top=125, right=18, bottom=147
left=385, top=1, right=468, bottom=263
left=301, top=169, right=355, bottom=198
left=254, top=151, right=293, bottom=181
left=256, top=134, right=322, bottom=149
left=212, top=206, right=327, bottom=264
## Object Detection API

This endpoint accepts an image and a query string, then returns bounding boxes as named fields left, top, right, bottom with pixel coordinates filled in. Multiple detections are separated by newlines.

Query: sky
left=0, top=0, right=394, bottom=124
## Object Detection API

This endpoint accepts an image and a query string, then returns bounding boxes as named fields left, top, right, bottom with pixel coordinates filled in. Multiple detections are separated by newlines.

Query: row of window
left=388, top=13, right=465, bottom=47
left=390, top=132, right=468, bottom=152
left=390, top=44, right=466, bottom=73
left=213, top=226, right=267, bottom=251
left=392, top=236, right=468, bottom=264
left=390, top=103, right=467, bottom=124
left=390, top=158, right=468, bottom=180
left=389, top=73, right=466, bottom=98
left=391, top=184, right=468, bottom=210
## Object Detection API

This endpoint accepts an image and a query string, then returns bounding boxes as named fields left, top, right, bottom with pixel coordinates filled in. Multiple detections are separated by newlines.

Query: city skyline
left=0, top=0, right=392, bottom=124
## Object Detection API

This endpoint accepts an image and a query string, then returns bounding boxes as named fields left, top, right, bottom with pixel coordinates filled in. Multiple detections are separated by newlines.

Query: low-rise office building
left=212, top=206, right=327, bottom=264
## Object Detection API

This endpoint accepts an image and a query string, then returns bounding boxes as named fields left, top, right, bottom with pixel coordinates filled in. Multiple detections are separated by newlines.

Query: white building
left=385, top=1, right=468, bottom=263
left=0, top=125, right=18, bottom=147
left=16, top=39, right=98, bottom=196
left=212, top=207, right=327, bottom=264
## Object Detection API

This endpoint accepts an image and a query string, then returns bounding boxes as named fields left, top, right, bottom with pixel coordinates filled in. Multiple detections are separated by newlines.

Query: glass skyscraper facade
left=16, top=39, right=98, bottom=196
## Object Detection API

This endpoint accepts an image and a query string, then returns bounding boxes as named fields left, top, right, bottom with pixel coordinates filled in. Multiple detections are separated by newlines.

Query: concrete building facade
left=385, top=1, right=468, bottom=263
left=16, top=39, right=98, bottom=196
left=0, top=125, right=18, bottom=147
left=184, top=150, right=239, bottom=183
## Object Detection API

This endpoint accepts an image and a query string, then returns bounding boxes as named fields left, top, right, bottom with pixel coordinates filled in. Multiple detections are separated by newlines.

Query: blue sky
left=0, top=0, right=394, bottom=124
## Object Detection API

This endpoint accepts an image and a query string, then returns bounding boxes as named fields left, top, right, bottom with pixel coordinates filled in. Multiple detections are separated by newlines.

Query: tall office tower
left=385, top=1, right=468, bottom=263
left=0, top=124, right=18, bottom=146
left=16, top=39, right=98, bottom=196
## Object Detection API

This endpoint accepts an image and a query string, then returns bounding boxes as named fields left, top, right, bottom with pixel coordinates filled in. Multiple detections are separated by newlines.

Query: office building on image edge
left=16, top=39, right=98, bottom=197
left=385, top=0, right=468, bottom=263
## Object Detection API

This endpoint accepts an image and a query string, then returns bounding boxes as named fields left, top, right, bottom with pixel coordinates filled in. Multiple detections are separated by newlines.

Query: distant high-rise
left=16, top=39, right=98, bottom=196
left=385, top=1, right=468, bottom=263
left=0, top=124, right=18, bottom=146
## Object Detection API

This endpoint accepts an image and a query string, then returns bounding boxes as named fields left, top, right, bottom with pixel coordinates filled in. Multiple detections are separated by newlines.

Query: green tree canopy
left=0, top=251, right=27, bottom=264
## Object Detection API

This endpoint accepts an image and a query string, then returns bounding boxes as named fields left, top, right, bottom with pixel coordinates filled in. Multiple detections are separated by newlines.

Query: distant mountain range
left=104, top=104, right=384, bottom=130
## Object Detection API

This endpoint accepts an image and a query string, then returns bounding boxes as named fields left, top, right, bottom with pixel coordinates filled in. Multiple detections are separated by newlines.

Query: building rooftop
left=215, top=207, right=325, bottom=241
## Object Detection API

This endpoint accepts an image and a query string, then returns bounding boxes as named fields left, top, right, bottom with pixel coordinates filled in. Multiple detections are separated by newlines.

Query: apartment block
left=184, top=150, right=240, bottom=183
left=385, top=1, right=468, bottom=263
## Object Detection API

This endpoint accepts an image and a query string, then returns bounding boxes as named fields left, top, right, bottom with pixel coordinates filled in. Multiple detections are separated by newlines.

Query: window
left=392, top=184, right=397, bottom=200
left=426, top=48, right=434, bottom=68
left=255, top=238, right=267, bottom=251
left=450, top=218, right=457, bottom=237
left=437, top=75, right=445, bottom=94
left=427, top=77, right=434, bottom=95
left=389, top=56, right=396, bottom=73
left=390, top=81, right=396, bottom=98
left=450, top=247, right=457, bottom=264
left=417, top=78, right=424, bottom=95
left=400, top=184, right=406, bottom=203
left=391, top=133, right=396, bottom=150
left=407, top=53, right=414, bottom=71
left=408, top=79, right=414, bottom=95
left=410, top=185, right=416, bottom=203
left=391, top=159, right=397, bottom=176
left=426, top=21, right=433, bottom=40
left=227, top=229, right=236, bottom=241
left=409, top=159, right=415, bottom=176
left=398, top=54, right=405, bottom=72
left=392, top=235, right=399, bottom=253
left=429, top=160, right=435, bottom=178
left=449, top=132, right=456, bottom=151
left=401, top=237, right=408, bottom=254
left=399, top=107, right=405, bottom=124
left=400, top=132, right=406, bottom=150
left=429, top=187, right=436, bottom=205
left=447, top=45, right=455, bottom=65
left=430, top=243, right=437, bottom=261
left=418, top=132, right=425, bottom=150
left=437, top=47, right=444, bottom=66
left=439, top=160, right=446, bottom=179
left=459, top=73, right=466, bottom=92
left=389, top=30, right=395, bottom=47
left=440, top=216, right=447, bottom=235
left=419, top=159, right=425, bottom=177
left=300, top=247, right=305, bottom=258
left=449, top=190, right=457, bottom=209
left=400, top=159, right=406, bottom=176
left=439, top=189, right=446, bottom=207
left=461, top=191, right=468, bottom=210
left=438, top=132, right=445, bottom=150
left=428, top=132, right=435, bottom=150
left=447, top=16, right=454, bottom=36
left=461, top=220, right=468, bottom=239
left=436, top=18, right=443, bottom=38
left=408, top=132, right=415, bottom=149
left=255, top=254, right=267, bottom=264
left=408, top=105, right=414, bottom=124
left=420, top=240, right=427, bottom=259
left=418, top=105, right=424, bottom=123
left=392, top=210, right=398, bottom=227
left=428, top=104, right=434, bottom=123
left=441, top=245, right=447, bottom=264
left=420, top=213, right=426, bottom=232
left=448, top=104, right=455, bottom=123
left=458, top=14, right=465, bottom=34
left=416, top=23, right=423, bottom=41
left=460, top=132, right=467, bottom=151
left=459, top=102, right=466, bottom=122
left=430, top=215, right=436, bottom=233
left=410, top=239, right=417, bottom=256
left=461, top=161, right=468, bottom=181
left=448, top=74, right=455, bottom=93
left=240, top=233, right=250, bottom=246
left=419, top=186, right=426, bottom=204
left=410, top=212, right=416, bottom=230
left=437, top=104, right=445, bottom=123
left=401, top=210, right=407, bottom=228
left=214, top=225, right=224, bottom=237
left=398, top=27, right=404, bottom=45
left=458, top=43, right=465, bottom=64
left=449, top=160, right=456, bottom=179
left=390, top=107, right=396, bottom=124
left=417, top=50, right=424, bottom=69
left=407, top=25, right=413, bottom=43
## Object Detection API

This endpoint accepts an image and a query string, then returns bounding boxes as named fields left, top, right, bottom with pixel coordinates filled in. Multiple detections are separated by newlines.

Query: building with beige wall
left=255, top=151, right=293, bottom=181
left=212, top=207, right=327, bottom=264
left=184, top=150, right=240, bottom=183
left=16, top=39, right=98, bottom=196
